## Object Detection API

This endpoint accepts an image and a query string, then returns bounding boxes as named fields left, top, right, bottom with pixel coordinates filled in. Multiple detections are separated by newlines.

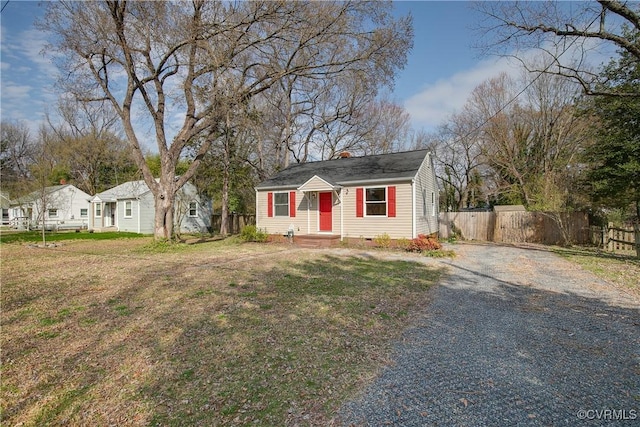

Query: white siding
left=299, top=176, right=334, bottom=191
left=256, top=189, right=311, bottom=236
left=342, top=183, right=413, bottom=240
left=414, top=154, right=439, bottom=236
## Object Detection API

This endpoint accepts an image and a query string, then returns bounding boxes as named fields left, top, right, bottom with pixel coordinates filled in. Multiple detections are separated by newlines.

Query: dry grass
left=1, top=238, right=442, bottom=426
left=553, top=246, right=640, bottom=299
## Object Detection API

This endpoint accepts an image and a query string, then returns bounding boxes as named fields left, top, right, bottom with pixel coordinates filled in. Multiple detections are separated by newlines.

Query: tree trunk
left=635, top=201, right=640, bottom=259
left=220, top=116, right=232, bottom=237
left=154, top=192, right=175, bottom=241
left=220, top=174, right=229, bottom=236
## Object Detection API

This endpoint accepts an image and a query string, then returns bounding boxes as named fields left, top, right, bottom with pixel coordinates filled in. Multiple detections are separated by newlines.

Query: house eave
left=297, top=175, right=342, bottom=192
left=336, top=176, right=416, bottom=186
left=257, top=176, right=415, bottom=192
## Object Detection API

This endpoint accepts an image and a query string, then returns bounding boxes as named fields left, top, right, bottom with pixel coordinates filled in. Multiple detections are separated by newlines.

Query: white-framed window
left=95, top=203, right=101, bottom=217
left=274, top=192, right=289, bottom=217
left=124, top=201, right=132, bottom=218
left=188, top=201, right=198, bottom=217
left=48, top=209, right=58, bottom=218
left=365, top=187, right=386, bottom=216
left=80, top=208, right=88, bottom=218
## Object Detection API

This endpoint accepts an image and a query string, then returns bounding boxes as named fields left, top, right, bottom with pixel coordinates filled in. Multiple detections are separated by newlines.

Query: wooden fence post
left=607, top=222, right=614, bottom=251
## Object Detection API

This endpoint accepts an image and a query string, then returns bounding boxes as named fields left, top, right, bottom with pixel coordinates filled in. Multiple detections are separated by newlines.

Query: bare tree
left=46, top=99, right=138, bottom=195
left=430, top=109, right=487, bottom=210
left=475, top=0, right=640, bottom=97
left=41, top=0, right=411, bottom=240
left=1, top=120, right=36, bottom=197
left=468, top=71, right=590, bottom=209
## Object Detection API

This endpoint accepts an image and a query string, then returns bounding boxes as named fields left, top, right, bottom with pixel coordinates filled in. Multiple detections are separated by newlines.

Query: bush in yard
left=240, top=225, right=268, bottom=242
left=406, top=234, right=441, bottom=253
left=374, top=232, right=392, bottom=248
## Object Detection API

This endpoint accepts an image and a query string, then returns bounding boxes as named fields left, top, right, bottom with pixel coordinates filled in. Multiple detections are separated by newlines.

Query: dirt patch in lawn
left=1, top=238, right=443, bottom=426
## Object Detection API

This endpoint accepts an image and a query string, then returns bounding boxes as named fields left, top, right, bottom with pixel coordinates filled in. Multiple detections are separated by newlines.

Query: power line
left=1, top=1, right=10, bottom=14
left=447, top=10, right=603, bottom=146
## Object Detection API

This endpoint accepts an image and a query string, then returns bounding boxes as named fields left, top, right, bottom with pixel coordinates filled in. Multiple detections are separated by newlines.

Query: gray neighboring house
left=89, top=179, right=212, bottom=234
left=255, top=149, right=439, bottom=242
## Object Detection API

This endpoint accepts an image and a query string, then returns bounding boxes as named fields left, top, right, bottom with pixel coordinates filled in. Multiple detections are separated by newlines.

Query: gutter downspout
left=339, top=189, right=344, bottom=241
left=307, top=192, right=311, bottom=234
left=137, top=199, right=141, bottom=234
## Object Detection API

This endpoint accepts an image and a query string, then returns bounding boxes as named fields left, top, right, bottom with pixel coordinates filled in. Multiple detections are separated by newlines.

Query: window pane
left=189, top=201, right=197, bottom=216
left=274, top=193, right=288, bottom=204
left=275, top=205, right=289, bottom=216
left=366, top=188, right=385, bottom=202
left=80, top=209, right=88, bottom=217
left=366, top=203, right=386, bottom=216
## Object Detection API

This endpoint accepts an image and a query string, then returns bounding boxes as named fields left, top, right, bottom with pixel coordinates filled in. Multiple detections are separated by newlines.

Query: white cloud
left=403, top=56, right=523, bottom=131
left=1, top=82, right=32, bottom=100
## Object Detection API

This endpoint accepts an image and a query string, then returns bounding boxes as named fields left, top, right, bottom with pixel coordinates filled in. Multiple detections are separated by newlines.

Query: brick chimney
left=60, top=178, right=67, bottom=185
left=339, top=152, right=351, bottom=158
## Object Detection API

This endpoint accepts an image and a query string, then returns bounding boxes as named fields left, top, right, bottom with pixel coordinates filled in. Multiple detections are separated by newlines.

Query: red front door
left=319, top=192, right=332, bottom=232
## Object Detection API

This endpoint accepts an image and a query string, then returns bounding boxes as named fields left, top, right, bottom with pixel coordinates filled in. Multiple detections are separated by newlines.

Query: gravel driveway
left=337, top=243, right=640, bottom=426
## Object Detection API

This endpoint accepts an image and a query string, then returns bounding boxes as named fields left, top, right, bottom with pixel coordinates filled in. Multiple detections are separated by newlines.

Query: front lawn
left=1, top=239, right=443, bottom=426
left=0, top=230, right=145, bottom=244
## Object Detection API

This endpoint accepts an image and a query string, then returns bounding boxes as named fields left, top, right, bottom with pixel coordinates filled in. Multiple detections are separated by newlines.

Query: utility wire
left=448, top=10, right=602, bottom=146
left=1, top=1, right=10, bottom=14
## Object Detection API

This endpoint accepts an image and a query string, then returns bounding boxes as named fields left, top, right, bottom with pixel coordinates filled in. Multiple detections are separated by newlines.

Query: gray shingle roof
left=93, top=180, right=152, bottom=201
left=256, top=149, right=430, bottom=190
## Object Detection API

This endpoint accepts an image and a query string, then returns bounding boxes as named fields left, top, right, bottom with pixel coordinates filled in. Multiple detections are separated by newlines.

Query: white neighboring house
left=9, top=184, right=92, bottom=230
left=89, top=179, right=212, bottom=234
left=1, top=192, right=10, bottom=225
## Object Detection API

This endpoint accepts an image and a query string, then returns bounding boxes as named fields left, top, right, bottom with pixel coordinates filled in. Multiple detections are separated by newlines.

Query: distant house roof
left=493, top=205, right=526, bottom=212
left=11, top=184, right=73, bottom=205
left=256, top=149, right=431, bottom=190
left=92, top=180, right=152, bottom=202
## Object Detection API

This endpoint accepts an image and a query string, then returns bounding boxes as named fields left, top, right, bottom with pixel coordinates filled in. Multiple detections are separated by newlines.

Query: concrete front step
left=293, top=235, right=341, bottom=248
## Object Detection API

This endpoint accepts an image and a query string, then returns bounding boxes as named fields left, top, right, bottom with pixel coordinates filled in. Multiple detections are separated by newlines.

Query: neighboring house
left=89, top=179, right=212, bottom=234
left=1, top=192, right=10, bottom=225
left=255, top=149, right=439, bottom=242
left=9, top=184, right=92, bottom=230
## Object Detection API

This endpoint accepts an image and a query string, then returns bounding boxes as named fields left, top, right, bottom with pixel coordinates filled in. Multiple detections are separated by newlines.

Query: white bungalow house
left=8, top=184, right=92, bottom=230
left=89, top=179, right=212, bottom=234
left=255, top=149, right=439, bottom=245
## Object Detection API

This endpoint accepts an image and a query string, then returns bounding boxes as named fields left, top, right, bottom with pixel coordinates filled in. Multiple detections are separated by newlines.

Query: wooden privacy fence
left=211, top=213, right=255, bottom=235
left=439, top=211, right=590, bottom=245
left=591, top=223, right=639, bottom=253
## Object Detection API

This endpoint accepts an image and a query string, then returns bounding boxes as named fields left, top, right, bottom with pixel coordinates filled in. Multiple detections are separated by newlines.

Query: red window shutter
left=388, top=186, right=396, bottom=217
left=289, top=191, right=296, bottom=217
left=267, top=192, right=273, bottom=217
left=356, top=187, right=363, bottom=217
